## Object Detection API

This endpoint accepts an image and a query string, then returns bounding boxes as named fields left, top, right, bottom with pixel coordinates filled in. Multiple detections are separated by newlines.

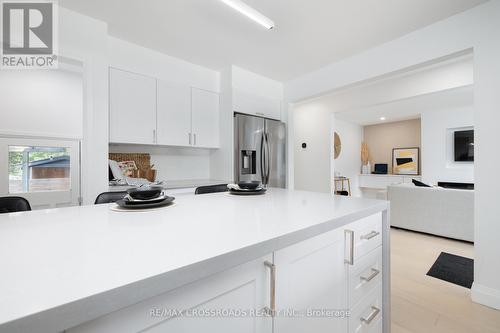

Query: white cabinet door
left=233, top=89, right=281, bottom=120
left=109, top=68, right=157, bottom=144
left=68, top=255, right=273, bottom=333
left=156, top=80, right=192, bottom=146
left=273, top=228, right=348, bottom=333
left=191, top=88, right=220, bottom=148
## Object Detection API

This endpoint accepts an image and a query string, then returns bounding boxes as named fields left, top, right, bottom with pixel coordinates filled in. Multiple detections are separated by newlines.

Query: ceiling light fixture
left=218, top=0, right=275, bottom=30
left=380, top=117, right=386, bottom=121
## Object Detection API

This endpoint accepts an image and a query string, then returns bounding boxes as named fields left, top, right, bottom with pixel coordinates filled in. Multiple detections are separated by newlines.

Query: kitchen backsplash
left=109, top=144, right=211, bottom=181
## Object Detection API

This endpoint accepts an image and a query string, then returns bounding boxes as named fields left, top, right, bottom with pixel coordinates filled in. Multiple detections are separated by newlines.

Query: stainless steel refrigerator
left=234, top=113, right=286, bottom=188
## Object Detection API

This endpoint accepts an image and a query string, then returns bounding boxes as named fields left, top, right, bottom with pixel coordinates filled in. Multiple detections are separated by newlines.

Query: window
left=8, top=146, right=71, bottom=193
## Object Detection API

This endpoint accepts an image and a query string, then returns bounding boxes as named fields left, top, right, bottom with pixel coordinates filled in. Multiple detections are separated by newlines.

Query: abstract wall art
left=392, top=147, right=419, bottom=175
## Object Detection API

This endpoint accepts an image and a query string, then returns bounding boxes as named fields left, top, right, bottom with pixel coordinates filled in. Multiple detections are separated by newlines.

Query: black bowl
left=238, top=181, right=262, bottom=190
left=127, top=186, right=163, bottom=200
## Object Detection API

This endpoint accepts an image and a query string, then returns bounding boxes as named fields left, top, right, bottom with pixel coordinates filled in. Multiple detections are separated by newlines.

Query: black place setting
left=227, top=181, right=267, bottom=195
left=116, top=186, right=175, bottom=209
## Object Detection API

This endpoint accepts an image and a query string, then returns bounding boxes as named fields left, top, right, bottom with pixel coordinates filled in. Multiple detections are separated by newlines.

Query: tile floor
left=391, top=228, right=500, bottom=333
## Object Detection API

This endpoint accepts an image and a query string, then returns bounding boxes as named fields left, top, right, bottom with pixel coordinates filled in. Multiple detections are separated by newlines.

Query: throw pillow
left=412, top=179, right=431, bottom=187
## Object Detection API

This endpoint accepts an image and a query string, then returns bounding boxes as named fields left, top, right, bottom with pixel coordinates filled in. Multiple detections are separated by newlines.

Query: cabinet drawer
left=349, top=247, right=382, bottom=307
left=349, top=285, right=383, bottom=333
left=346, top=213, right=382, bottom=260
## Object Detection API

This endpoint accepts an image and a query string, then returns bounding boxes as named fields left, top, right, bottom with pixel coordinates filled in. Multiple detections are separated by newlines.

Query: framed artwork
left=392, top=147, right=419, bottom=175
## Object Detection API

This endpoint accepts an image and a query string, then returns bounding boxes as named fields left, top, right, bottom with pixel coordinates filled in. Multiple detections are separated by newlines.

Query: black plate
left=116, top=196, right=175, bottom=209
left=229, top=188, right=267, bottom=196
left=123, top=194, right=169, bottom=205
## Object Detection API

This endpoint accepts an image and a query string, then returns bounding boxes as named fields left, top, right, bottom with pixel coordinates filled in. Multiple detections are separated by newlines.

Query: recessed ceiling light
left=218, top=0, right=275, bottom=30
left=380, top=117, right=386, bottom=121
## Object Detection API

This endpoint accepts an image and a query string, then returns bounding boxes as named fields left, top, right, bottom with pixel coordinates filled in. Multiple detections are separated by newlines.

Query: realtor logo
left=1, top=0, right=58, bottom=69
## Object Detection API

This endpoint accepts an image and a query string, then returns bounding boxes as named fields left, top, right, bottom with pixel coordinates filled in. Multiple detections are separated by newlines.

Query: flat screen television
left=454, top=130, right=474, bottom=162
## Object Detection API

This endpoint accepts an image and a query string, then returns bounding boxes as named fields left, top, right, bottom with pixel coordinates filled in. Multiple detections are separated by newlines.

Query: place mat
left=426, top=252, right=474, bottom=288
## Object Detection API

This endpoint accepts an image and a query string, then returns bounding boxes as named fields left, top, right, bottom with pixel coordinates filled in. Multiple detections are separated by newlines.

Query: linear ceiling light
left=218, top=0, right=275, bottom=30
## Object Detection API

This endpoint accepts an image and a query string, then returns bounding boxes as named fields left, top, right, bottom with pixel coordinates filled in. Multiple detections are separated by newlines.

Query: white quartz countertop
left=0, top=189, right=388, bottom=333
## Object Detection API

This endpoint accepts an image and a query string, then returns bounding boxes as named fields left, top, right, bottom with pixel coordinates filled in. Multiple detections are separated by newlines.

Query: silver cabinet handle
left=344, top=229, right=354, bottom=265
left=264, top=261, right=276, bottom=317
left=361, top=231, right=380, bottom=240
left=189, top=133, right=192, bottom=145
left=360, top=268, right=380, bottom=282
left=194, top=133, right=197, bottom=145
left=360, top=306, right=380, bottom=325
left=153, top=129, right=156, bottom=143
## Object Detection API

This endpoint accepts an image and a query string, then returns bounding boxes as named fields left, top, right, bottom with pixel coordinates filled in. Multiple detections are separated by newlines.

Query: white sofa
left=387, top=184, right=474, bottom=242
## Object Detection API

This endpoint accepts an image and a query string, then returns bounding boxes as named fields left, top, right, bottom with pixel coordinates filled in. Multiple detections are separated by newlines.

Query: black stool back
left=195, top=184, right=228, bottom=195
left=94, top=191, right=127, bottom=204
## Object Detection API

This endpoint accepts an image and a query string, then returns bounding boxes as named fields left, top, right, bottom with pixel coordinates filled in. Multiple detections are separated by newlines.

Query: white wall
left=59, top=7, right=109, bottom=206
left=209, top=67, right=234, bottom=182
left=333, top=118, right=363, bottom=197
left=109, top=145, right=211, bottom=181
left=421, top=106, right=474, bottom=185
left=108, top=37, right=219, bottom=92
left=292, top=101, right=332, bottom=193
left=284, top=0, right=500, bottom=309
left=232, top=65, right=284, bottom=100
left=0, top=68, right=83, bottom=139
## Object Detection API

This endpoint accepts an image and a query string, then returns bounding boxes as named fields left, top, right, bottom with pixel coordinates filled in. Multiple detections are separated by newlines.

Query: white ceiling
left=295, top=53, right=474, bottom=125
left=335, top=85, right=473, bottom=126
left=59, top=0, right=488, bottom=81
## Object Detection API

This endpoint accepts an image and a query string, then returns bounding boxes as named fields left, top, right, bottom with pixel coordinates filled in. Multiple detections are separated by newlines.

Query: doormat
left=426, top=252, right=473, bottom=288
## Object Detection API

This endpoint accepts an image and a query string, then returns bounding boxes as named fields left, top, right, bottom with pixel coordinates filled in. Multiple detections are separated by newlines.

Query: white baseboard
left=471, top=282, right=500, bottom=310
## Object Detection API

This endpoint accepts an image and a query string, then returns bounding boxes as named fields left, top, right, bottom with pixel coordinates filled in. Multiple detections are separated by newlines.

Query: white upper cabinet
left=109, top=68, right=220, bottom=148
left=156, top=81, right=192, bottom=146
left=233, top=89, right=281, bottom=120
left=191, top=88, right=220, bottom=148
left=109, top=68, right=157, bottom=144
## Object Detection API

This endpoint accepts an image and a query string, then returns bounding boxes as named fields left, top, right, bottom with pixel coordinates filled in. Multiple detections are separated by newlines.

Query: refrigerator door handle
left=265, top=133, right=271, bottom=186
left=260, top=131, right=266, bottom=185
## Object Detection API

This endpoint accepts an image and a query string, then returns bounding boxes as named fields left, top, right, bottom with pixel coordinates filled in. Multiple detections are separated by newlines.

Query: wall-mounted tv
left=454, top=130, right=474, bottom=162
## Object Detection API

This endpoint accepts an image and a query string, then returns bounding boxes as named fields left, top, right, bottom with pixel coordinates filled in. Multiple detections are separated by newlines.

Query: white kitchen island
left=0, top=189, right=390, bottom=333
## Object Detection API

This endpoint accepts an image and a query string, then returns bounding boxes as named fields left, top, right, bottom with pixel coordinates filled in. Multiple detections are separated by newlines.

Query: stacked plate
left=116, top=187, right=175, bottom=209
left=227, top=181, right=267, bottom=195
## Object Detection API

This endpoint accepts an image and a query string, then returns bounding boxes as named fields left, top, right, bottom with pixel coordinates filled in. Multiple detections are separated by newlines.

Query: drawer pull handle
left=360, top=306, right=380, bottom=325
left=344, top=229, right=355, bottom=265
left=361, top=231, right=380, bottom=240
left=360, top=268, right=380, bottom=282
left=264, top=261, right=276, bottom=317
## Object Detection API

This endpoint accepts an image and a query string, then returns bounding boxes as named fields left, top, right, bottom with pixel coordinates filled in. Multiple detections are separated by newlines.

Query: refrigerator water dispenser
left=241, top=150, right=256, bottom=175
